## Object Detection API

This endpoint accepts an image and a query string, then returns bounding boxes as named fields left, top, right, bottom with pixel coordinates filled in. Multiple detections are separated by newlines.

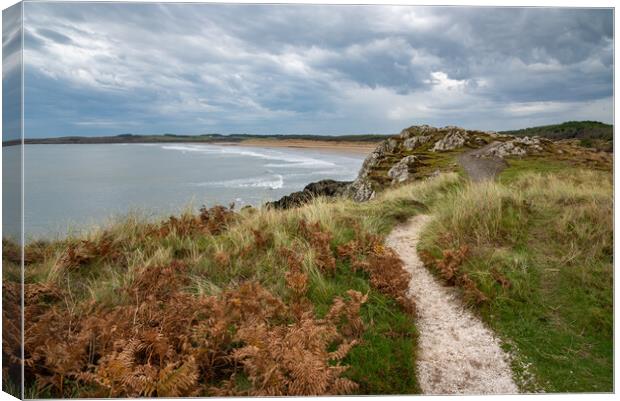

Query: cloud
left=36, top=28, right=72, bottom=44
left=3, top=2, right=22, bottom=141
left=18, top=3, right=614, bottom=137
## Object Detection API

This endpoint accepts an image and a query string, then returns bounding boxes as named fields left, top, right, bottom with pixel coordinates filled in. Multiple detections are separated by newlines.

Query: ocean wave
left=264, top=160, right=334, bottom=168
left=191, top=174, right=284, bottom=190
left=160, top=144, right=336, bottom=168
left=284, top=169, right=356, bottom=178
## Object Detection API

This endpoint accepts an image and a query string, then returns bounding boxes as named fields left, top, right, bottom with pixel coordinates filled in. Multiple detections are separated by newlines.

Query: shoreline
left=6, top=138, right=381, bottom=155
left=12, top=140, right=371, bottom=241
left=233, top=138, right=378, bottom=155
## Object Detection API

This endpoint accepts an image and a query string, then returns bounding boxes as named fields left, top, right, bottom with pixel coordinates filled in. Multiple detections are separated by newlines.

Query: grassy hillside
left=2, top=146, right=613, bottom=396
left=501, top=121, right=613, bottom=152
left=418, top=163, right=612, bottom=392
left=2, top=175, right=459, bottom=398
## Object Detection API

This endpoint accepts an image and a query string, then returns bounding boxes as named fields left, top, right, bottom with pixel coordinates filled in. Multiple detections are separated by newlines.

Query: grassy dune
left=418, top=165, right=613, bottom=392
left=2, top=158, right=613, bottom=396
left=2, top=174, right=459, bottom=397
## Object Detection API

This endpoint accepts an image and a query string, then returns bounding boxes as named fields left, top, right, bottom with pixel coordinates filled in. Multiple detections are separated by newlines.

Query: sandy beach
left=233, top=138, right=380, bottom=155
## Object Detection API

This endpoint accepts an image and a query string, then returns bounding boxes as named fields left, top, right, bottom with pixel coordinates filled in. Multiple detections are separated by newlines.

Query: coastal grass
left=5, top=173, right=461, bottom=397
left=497, top=158, right=571, bottom=184
left=4, top=159, right=613, bottom=395
left=418, top=168, right=613, bottom=392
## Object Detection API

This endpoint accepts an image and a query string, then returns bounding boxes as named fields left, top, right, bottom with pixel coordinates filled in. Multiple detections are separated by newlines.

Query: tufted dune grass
left=418, top=165, right=613, bottom=392
left=3, top=173, right=460, bottom=397
left=3, top=159, right=613, bottom=395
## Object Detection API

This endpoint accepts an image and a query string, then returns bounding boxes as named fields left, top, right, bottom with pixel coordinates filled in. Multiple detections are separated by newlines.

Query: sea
left=2, top=143, right=365, bottom=240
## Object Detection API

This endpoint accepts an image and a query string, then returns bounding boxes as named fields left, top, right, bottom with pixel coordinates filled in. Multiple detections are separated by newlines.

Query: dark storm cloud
left=20, top=3, right=613, bottom=137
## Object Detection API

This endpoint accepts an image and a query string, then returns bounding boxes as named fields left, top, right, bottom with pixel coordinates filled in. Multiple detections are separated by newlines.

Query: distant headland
left=2, top=121, right=612, bottom=153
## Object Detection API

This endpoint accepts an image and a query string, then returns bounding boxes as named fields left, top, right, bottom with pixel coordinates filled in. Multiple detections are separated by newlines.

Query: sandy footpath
left=386, top=214, right=518, bottom=395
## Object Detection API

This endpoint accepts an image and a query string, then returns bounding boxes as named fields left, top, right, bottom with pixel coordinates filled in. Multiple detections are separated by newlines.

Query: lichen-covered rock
left=475, top=136, right=545, bottom=159
left=358, top=149, right=383, bottom=176
left=403, top=135, right=431, bottom=150
left=269, top=124, right=565, bottom=208
left=377, top=138, right=399, bottom=153
left=477, top=141, right=526, bottom=158
left=432, top=128, right=468, bottom=152
left=472, top=136, right=489, bottom=146
left=346, top=125, right=486, bottom=201
left=399, top=125, right=439, bottom=139
left=515, top=136, right=544, bottom=151
left=387, top=155, right=418, bottom=184
left=343, top=145, right=387, bottom=201
left=345, top=179, right=375, bottom=202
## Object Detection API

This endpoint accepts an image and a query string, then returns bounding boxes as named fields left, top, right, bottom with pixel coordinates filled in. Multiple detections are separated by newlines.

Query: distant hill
left=2, top=133, right=388, bottom=146
left=501, top=121, right=613, bottom=152
left=4, top=121, right=613, bottom=150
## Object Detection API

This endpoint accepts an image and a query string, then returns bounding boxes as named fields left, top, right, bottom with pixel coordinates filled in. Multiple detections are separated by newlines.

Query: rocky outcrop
left=267, top=124, right=557, bottom=209
left=432, top=127, right=468, bottom=152
left=345, top=179, right=375, bottom=202
left=346, top=125, right=480, bottom=201
left=479, top=141, right=526, bottom=158
left=343, top=142, right=393, bottom=202
left=267, top=179, right=351, bottom=209
left=384, top=138, right=400, bottom=153
left=343, top=124, right=557, bottom=202
left=388, top=156, right=419, bottom=184
left=474, top=136, right=547, bottom=159
left=403, top=135, right=431, bottom=150
left=399, top=125, right=441, bottom=138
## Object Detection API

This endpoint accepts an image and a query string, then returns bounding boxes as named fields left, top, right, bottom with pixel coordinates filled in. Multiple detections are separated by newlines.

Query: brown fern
left=458, top=274, right=489, bottom=304
left=298, top=220, right=336, bottom=274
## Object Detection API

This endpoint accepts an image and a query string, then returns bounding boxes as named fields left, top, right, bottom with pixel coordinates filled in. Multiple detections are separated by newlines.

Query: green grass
left=2, top=377, right=22, bottom=399
left=345, top=292, right=418, bottom=394
left=498, top=158, right=572, bottom=184
left=418, top=168, right=613, bottom=392
left=5, top=158, right=612, bottom=394
left=306, top=261, right=420, bottom=394
left=6, top=171, right=460, bottom=397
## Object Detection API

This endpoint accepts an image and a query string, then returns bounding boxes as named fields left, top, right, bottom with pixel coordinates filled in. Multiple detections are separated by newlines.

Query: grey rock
left=474, top=136, right=545, bottom=159
left=382, top=138, right=399, bottom=153
left=399, top=125, right=439, bottom=139
left=432, top=129, right=468, bottom=152
left=358, top=150, right=383, bottom=178
left=514, top=136, right=544, bottom=151
left=387, top=155, right=418, bottom=184
left=477, top=141, right=526, bottom=158
left=344, top=134, right=405, bottom=201
left=403, top=135, right=431, bottom=150
left=346, top=179, right=375, bottom=202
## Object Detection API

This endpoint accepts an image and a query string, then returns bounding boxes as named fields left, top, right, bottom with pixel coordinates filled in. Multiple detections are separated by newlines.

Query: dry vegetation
left=2, top=174, right=460, bottom=397
left=3, top=151, right=611, bottom=396
left=418, top=167, right=613, bottom=392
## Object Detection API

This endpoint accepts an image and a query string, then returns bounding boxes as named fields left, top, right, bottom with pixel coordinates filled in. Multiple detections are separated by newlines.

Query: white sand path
left=386, top=214, right=519, bottom=395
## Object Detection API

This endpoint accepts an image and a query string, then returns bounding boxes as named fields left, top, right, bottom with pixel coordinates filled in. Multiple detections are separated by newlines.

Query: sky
left=2, top=2, right=21, bottom=141
left=8, top=3, right=615, bottom=137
